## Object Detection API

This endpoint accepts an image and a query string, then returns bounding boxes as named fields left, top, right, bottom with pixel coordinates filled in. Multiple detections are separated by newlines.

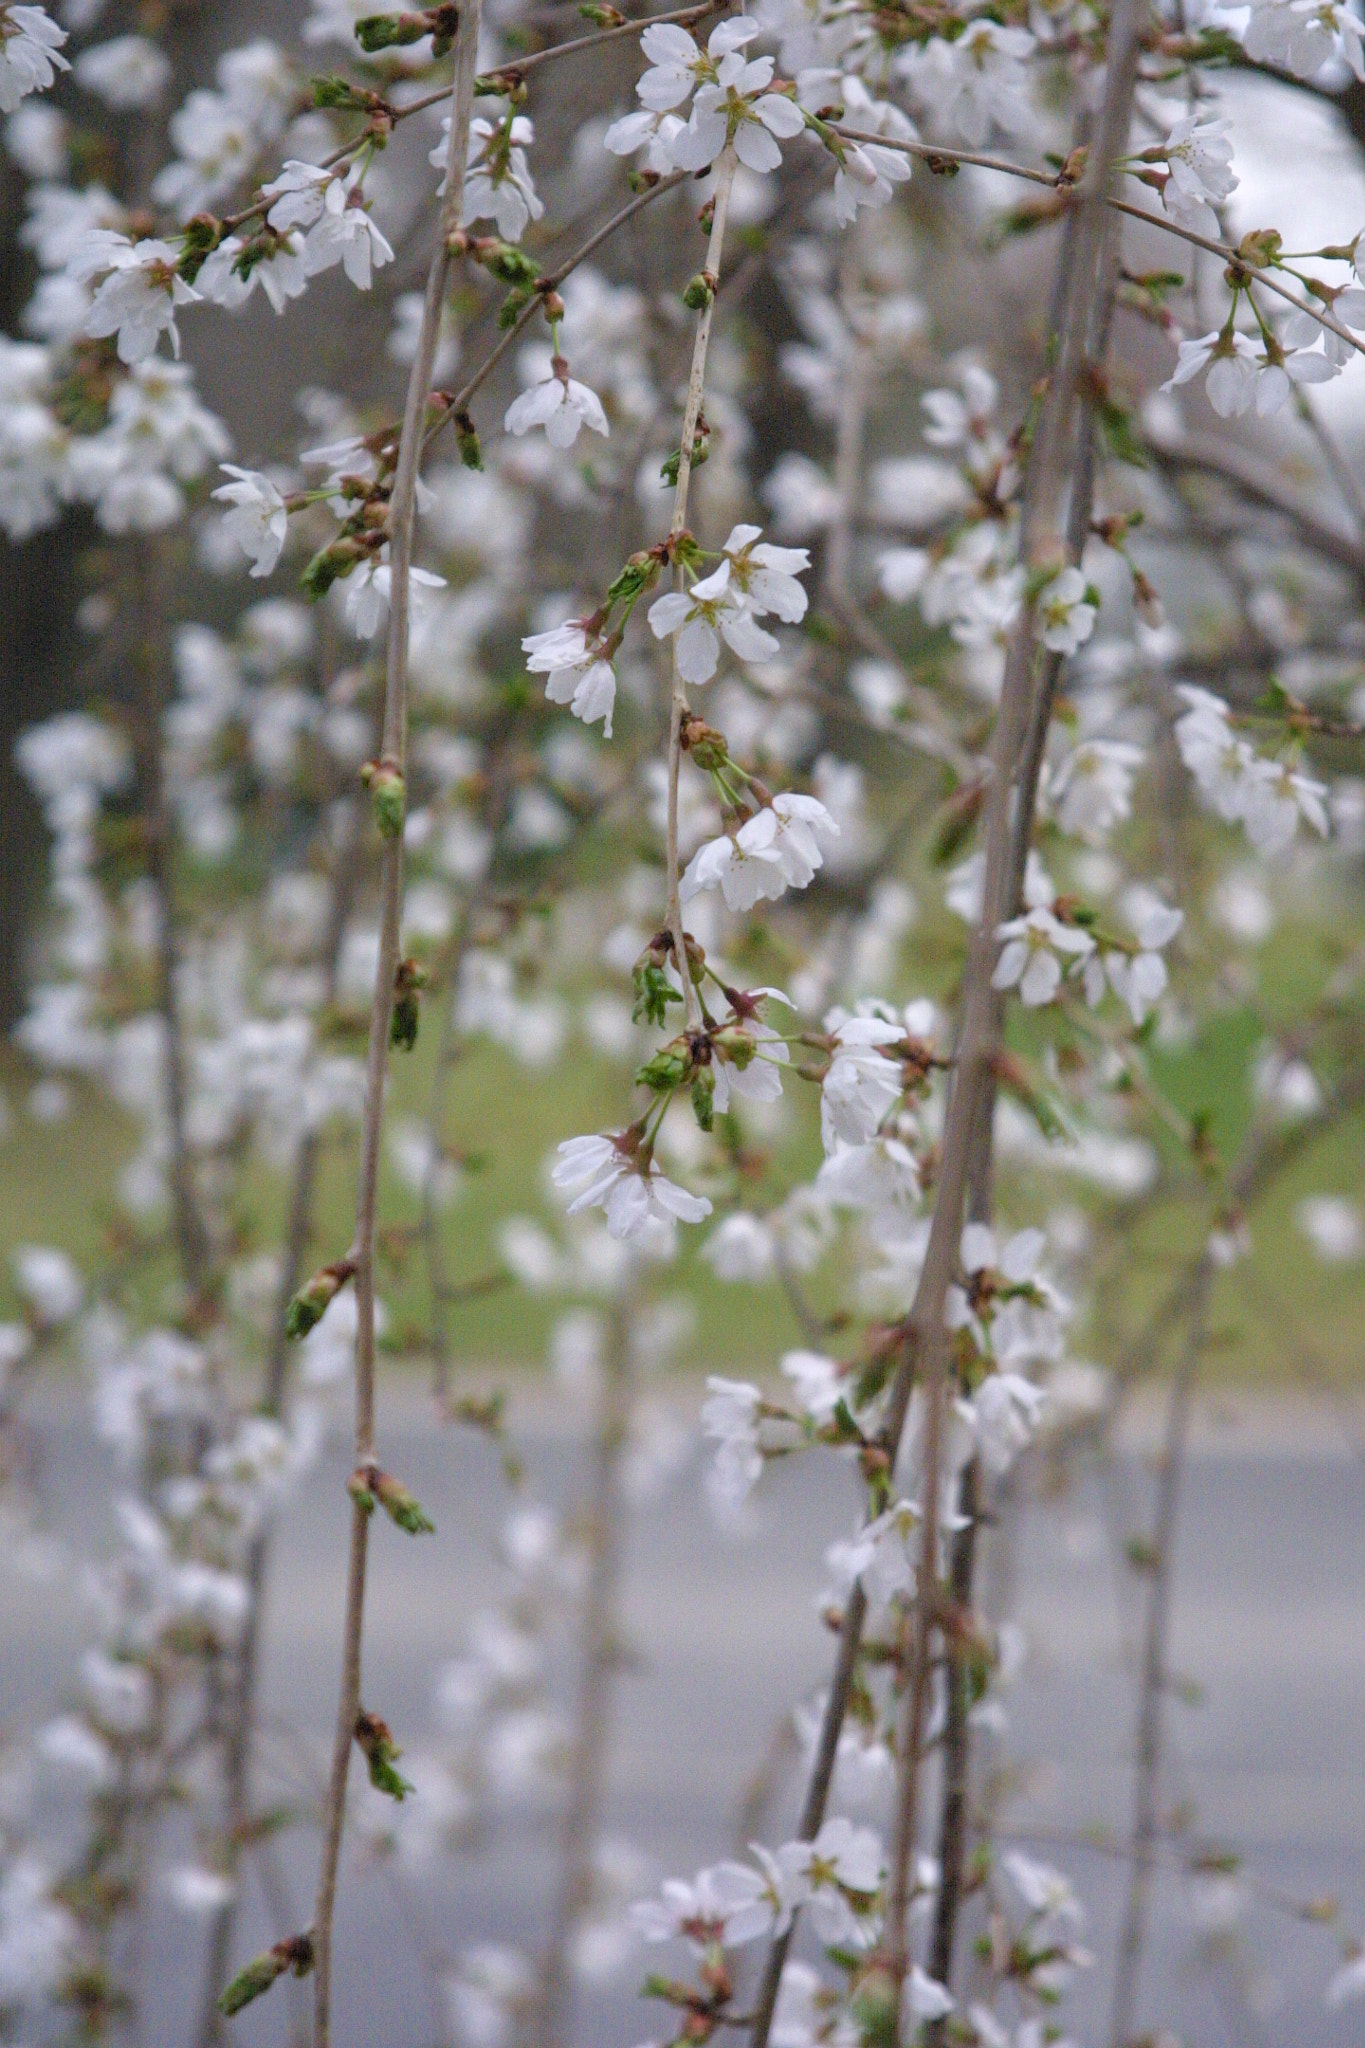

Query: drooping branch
left=310, top=7, right=484, bottom=2038
left=747, top=15, right=1148, bottom=2040
left=663, top=143, right=737, bottom=1027
left=1107, top=1261, right=1213, bottom=2048
left=532, top=1298, right=636, bottom=2048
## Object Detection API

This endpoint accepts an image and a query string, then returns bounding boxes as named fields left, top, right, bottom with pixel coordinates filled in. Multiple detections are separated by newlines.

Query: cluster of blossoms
left=1175, top=687, right=1330, bottom=855
left=3, top=0, right=1365, bottom=2042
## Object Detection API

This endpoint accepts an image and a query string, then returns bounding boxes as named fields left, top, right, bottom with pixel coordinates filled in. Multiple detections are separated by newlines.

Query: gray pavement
left=4, top=1386, right=1365, bottom=2048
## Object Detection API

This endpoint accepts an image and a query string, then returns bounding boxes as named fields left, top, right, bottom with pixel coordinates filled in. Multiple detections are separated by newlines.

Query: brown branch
left=195, top=728, right=369, bottom=2048
left=532, top=1299, right=636, bottom=2048
left=1108, top=1261, right=1213, bottom=2048
left=310, top=7, right=485, bottom=2038
left=1143, top=419, right=1365, bottom=578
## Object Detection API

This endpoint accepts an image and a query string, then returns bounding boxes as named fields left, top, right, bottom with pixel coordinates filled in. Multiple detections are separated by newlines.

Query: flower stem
left=666, top=146, right=737, bottom=1029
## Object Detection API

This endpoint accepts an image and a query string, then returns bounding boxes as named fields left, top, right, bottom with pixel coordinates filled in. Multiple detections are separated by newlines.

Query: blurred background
left=2, top=4, right=1365, bottom=2047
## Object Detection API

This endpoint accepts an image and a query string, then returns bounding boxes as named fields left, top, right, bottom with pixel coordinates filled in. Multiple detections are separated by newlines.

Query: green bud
left=632, top=960, right=681, bottom=1029
left=390, top=957, right=428, bottom=1053
left=714, top=1025, right=756, bottom=1070
left=218, top=1934, right=314, bottom=2017
left=354, top=1710, right=414, bottom=1800
left=373, top=1469, right=436, bottom=1536
left=605, top=552, right=658, bottom=606
left=578, top=2, right=624, bottom=21
left=177, top=215, right=222, bottom=284
left=361, top=757, right=406, bottom=839
left=390, top=994, right=419, bottom=1052
left=483, top=242, right=540, bottom=286
left=690, top=1068, right=715, bottom=1133
left=455, top=412, right=483, bottom=470
left=311, top=73, right=375, bottom=108
left=300, top=535, right=366, bottom=599
left=682, top=270, right=716, bottom=311
left=930, top=777, right=987, bottom=865
left=284, top=1258, right=355, bottom=1341
left=635, top=1045, right=692, bottom=1094
left=497, top=283, right=536, bottom=329
left=851, top=1964, right=899, bottom=2048
left=355, top=12, right=433, bottom=51
left=346, top=1472, right=377, bottom=1515
left=686, top=728, right=728, bottom=774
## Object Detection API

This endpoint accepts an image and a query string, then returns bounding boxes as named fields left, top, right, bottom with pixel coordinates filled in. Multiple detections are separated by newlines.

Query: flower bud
left=481, top=241, right=540, bottom=286
left=605, top=551, right=658, bottom=606
left=300, top=534, right=372, bottom=599
left=631, top=955, right=681, bottom=1028
left=680, top=718, right=728, bottom=773
left=454, top=410, right=483, bottom=469
left=217, top=1933, right=314, bottom=2017
left=690, top=1067, right=715, bottom=1132
left=311, top=74, right=382, bottom=109
left=714, top=1025, right=757, bottom=1071
left=354, top=8, right=454, bottom=51
left=284, top=1257, right=356, bottom=1341
left=390, top=956, right=429, bottom=1052
left=361, top=757, right=406, bottom=839
left=682, top=270, right=716, bottom=311
left=354, top=1709, right=414, bottom=1800
left=578, top=1, right=625, bottom=21
left=372, top=1468, right=436, bottom=1535
left=851, top=1963, right=899, bottom=2048
left=635, top=1044, right=692, bottom=1094
left=930, top=776, right=987, bottom=865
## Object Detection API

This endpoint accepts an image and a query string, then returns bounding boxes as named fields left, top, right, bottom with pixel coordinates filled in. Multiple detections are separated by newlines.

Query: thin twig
left=195, top=731, right=370, bottom=2047
left=664, top=144, right=736, bottom=1029
left=831, top=125, right=1365, bottom=360
left=310, top=9, right=484, bottom=2038
left=881, top=12, right=1146, bottom=2005
left=1108, top=1259, right=1213, bottom=2048
left=428, top=173, right=689, bottom=441
left=532, top=1298, right=636, bottom=2048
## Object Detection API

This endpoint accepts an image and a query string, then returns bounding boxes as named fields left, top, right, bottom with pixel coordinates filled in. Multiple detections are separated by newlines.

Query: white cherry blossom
left=821, top=1017, right=904, bottom=1146
left=76, top=234, right=200, bottom=364
left=630, top=1859, right=772, bottom=1949
left=0, top=7, right=67, bottom=116
left=1161, top=328, right=1259, bottom=417
left=669, top=51, right=807, bottom=174
left=680, top=793, right=839, bottom=910
left=901, top=22, right=1036, bottom=147
left=341, top=555, right=446, bottom=640
left=552, top=1134, right=711, bottom=1239
left=634, top=18, right=760, bottom=112
left=73, top=35, right=169, bottom=111
left=703, top=1211, right=777, bottom=1281
left=701, top=1376, right=763, bottom=1511
left=522, top=619, right=617, bottom=736
left=827, top=1498, right=919, bottom=1606
left=1037, top=566, right=1097, bottom=656
left=992, top=907, right=1094, bottom=1007
left=505, top=365, right=609, bottom=451
left=211, top=466, right=288, bottom=578
left=1091, top=896, right=1183, bottom=1025
left=720, top=524, right=810, bottom=621
left=1050, top=738, right=1143, bottom=843
left=648, top=558, right=781, bottom=683
left=300, top=174, right=394, bottom=289
left=440, top=110, right=545, bottom=241
left=1159, top=114, right=1238, bottom=238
